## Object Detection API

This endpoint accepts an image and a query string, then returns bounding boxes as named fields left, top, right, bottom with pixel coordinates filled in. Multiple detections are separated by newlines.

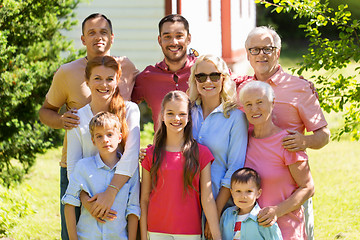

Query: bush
left=0, top=184, right=35, bottom=237
left=256, top=0, right=360, bottom=140
left=0, top=0, right=81, bottom=186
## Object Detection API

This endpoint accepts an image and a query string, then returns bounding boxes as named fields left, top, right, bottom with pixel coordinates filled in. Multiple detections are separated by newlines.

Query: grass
left=308, top=140, right=360, bottom=239
left=6, top=148, right=62, bottom=240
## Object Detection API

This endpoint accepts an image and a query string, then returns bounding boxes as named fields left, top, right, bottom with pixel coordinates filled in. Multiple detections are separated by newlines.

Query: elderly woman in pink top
left=238, top=80, right=314, bottom=240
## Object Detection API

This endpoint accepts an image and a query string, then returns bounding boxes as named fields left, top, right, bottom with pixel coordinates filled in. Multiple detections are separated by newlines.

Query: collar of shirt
left=254, top=65, right=285, bottom=86
left=156, top=55, right=197, bottom=73
left=230, top=202, right=261, bottom=223
left=194, top=102, right=224, bottom=116
left=94, top=152, right=121, bottom=171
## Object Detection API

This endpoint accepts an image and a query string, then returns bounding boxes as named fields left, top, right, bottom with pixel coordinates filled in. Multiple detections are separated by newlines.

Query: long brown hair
left=151, top=91, right=199, bottom=193
left=85, top=56, right=128, bottom=150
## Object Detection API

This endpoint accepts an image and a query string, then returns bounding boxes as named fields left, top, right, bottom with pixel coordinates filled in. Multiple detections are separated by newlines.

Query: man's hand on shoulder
left=299, top=75, right=319, bottom=99
left=39, top=100, right=79, bottom=130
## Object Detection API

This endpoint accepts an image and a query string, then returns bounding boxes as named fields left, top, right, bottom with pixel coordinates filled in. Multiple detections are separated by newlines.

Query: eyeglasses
left=194, top=72, right=222, bottom=83
left=248, top=46, right=277, bottom=55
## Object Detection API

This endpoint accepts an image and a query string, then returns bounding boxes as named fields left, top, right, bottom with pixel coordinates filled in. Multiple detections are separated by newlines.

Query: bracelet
left=108, top=184, right=120, bottom=192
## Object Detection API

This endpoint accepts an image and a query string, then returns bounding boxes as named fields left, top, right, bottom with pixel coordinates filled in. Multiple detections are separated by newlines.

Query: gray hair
left=245, top=26, right=281, bottom=49
left=238, top=81, right=275, bottom=104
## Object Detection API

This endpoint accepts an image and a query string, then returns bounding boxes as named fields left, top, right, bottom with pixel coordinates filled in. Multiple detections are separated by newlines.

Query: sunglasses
left=194, top=72, right=222, bottom=83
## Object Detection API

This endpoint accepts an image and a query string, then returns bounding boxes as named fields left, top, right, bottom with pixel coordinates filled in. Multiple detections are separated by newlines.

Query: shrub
left=0, top=0, right=81, bottom=186
left=0, top=184, right=35, bottom=237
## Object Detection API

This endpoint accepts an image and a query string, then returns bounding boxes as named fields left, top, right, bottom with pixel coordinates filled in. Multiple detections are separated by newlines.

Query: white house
left=64, top=0, right=256, bottom=74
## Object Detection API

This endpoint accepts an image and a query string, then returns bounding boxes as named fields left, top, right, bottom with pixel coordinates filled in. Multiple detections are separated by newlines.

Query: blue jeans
left=60, top=167, right=80, bottom=240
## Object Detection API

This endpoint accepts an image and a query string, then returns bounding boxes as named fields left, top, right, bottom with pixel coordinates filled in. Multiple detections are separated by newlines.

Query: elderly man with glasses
left=236, top=26, right=330, bottom=240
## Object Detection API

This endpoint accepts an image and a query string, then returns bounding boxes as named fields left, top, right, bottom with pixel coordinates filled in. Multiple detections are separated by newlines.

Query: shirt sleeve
left=219, top=207, right=234, bottom=240
left=297, top=83, right=328, bottom=132
left=198, top=144, right=214, bottom=170
left=131, top=71, right=145, bottom=103
left=115, top=102, right=140, bottom=177
left=45, top=66, right=68, bottom=108
left=61, top=162, right=84, bottom=207
left=220, top=111, right=249, bottom=189
left=126, top=168, right=141, bottom=219
left=141, top=147, right=153, bottom=172
left=66, top=126, right=83, bottom=179
left=283, top=146, right=308, bottom=166
left=259, top=222, right=284, bottom=240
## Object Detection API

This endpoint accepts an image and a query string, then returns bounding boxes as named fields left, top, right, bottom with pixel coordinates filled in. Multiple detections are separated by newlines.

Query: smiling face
left=92, top=126, right=122, bottom=157
left=195, top=60, right=223, bottom=101
left=241, top=87, right=274, bottom=126
left=158, top=21, right=191, bottom=66
left=87, top=65, right=118, bottom=103
left=246, top=32, right=280, bottom=80
left=231, top=180, right=262, bottom=215
left=162, top=99, right=189, bottom=135
left=81, top=16, right=114, bottom=59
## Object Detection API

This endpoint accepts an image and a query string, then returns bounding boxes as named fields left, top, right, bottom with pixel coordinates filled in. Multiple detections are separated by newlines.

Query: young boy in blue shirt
left=220, top=167, right=283, bottom=240
left=62, top=111, right=140, bottom=240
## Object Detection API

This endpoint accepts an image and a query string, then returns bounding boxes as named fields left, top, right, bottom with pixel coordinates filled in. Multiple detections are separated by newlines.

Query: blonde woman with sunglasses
left=188, top=54, right=248, bottom=239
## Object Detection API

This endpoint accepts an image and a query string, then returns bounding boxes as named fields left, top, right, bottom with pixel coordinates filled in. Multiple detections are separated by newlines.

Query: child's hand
left=204, top=220, right=213, bottom=239
left=257, top=206, right=278, bottom=227
left=88, top=189, right=117, bottom=219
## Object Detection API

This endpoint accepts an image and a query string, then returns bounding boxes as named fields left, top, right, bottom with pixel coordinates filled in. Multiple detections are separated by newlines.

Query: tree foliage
left=0, top=0, right=81, bottom=187
left=256, top=0, right=360, bottom=141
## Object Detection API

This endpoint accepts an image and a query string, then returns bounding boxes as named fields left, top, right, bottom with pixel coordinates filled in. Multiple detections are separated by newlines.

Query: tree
left=256, top=0, right=360, bottom=140
left=0, top=0, right=81, bottom=186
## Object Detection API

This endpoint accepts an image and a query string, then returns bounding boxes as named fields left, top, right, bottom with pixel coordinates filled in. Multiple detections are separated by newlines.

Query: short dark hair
left=158, top=14, right=189, bottom=35
left=82, top=13, right=113, bottom=35
left=231, top=167, right=261, bottom=190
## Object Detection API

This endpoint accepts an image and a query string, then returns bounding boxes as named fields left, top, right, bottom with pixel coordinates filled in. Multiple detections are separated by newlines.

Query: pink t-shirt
left=131, top=56, right=196, bottom=130
left=236, top=66, right=328, bottom=133
left=141, top=143, right=214, bottom=234
left=245, top=130, right=308, bottom=240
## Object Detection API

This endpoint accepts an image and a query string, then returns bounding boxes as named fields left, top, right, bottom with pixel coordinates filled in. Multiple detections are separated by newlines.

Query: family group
left=39, top=12, right=330, bottom=240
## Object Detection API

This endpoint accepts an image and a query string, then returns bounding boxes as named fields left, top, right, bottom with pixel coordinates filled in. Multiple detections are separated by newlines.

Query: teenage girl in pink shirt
left=140, top=91, right=221, bottom=240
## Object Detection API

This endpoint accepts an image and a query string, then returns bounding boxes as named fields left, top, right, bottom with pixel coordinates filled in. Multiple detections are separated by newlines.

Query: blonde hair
left=188, top=54, right=237, bottom=118
left=89, top=111, right=122, bottom=138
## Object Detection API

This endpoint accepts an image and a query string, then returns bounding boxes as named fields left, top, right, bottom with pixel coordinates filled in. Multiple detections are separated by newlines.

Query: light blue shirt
left=62, top=154, right=140, bottom=240
left=220, top=203, right=283, bottom=240
left=191, top=103, right=248, bottom=198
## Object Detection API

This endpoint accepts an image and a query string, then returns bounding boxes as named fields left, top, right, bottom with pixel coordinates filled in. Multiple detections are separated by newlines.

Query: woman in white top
left=67, top=56, right=140, bottom=221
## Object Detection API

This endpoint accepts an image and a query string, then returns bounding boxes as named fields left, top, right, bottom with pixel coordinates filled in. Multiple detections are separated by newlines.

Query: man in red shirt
left=131, top=14, right=196, bottom=130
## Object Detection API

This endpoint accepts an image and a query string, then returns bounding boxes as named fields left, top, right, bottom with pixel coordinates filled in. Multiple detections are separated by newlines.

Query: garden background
left=1, top=0, right=359, bottom=239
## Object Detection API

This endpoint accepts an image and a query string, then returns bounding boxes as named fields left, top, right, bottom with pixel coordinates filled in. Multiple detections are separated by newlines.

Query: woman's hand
left=88, top=189, right=117, bottom=218
left=139, top=144, right=152, bottom=163
left=80, top=191, right=117, bottom=223
left=138, top=148, right=147, bottom=163
left=204, top=220, right=213, bottom=239
left=257, top=206, right=279, bottom=227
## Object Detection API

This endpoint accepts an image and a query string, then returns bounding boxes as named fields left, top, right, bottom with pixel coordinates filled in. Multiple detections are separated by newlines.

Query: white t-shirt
left=66, top=101, right=140, bottom=179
